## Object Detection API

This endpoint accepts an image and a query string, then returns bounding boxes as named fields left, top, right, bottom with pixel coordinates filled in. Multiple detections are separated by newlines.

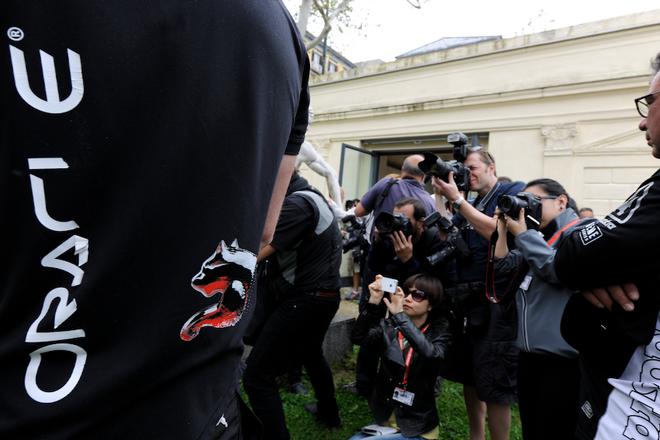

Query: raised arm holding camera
left=427, top=138, right=524, bottom=440
left=350, top=274, right=451, bottom=440
left=493, top=179, right=581, bottom=440
left=369, top=198, right=452, bottom=284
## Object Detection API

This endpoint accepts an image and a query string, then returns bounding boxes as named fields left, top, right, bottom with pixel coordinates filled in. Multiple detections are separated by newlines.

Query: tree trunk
left=297, top=0, right=313, bottom=37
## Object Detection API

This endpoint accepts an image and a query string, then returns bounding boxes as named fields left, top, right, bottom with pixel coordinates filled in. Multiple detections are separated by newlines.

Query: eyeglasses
left=634, top=90, right=660, bottom=118
left=404, top=288, right=428, bottom=303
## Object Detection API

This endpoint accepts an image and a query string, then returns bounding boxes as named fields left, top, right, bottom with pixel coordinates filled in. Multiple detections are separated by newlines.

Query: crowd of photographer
left=243, top=52, right=660, bottom=440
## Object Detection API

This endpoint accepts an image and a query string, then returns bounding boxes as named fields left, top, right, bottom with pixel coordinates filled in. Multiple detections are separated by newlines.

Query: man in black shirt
left=1, top=2, right=309, bottom=438
left=554, top=52, right=660, bottom=440
left=244, top=173, right=342, bottom=440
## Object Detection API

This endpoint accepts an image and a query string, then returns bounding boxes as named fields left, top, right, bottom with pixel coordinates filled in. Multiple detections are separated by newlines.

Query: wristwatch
left=452, top=196, right=465, bottom=211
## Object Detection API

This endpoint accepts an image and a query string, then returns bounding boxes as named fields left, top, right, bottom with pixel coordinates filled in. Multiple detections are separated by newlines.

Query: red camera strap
left=546, top=219, right=580, bottom=246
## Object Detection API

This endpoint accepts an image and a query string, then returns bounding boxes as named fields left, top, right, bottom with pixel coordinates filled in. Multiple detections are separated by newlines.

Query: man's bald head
left=401, top=155, right=426, bottom=181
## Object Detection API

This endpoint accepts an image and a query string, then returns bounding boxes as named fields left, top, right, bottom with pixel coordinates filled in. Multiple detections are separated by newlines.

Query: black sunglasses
left=404, top=288, right=428, bottom=303
left=634, top=90, right=660, bottom=118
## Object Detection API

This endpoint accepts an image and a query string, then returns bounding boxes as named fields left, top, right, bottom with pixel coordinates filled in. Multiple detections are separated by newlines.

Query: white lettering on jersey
left=41, top=235, right=89, bottom=286
left=606, top=182, right=654, bottom=226
left=17, top=32, right=88, bottom=404
left=579, top=223, right=603, bottom=246
left=28, top=158, right=79, bottom=231
left=24, top=343, right=87, bottom=404
left=9, top=45, right=83, bottom=114
left=595, top=321, right=660, bottom=439
left=25, top=159, right=88, bottom=403
left=25, top=288, right=86, bottom=343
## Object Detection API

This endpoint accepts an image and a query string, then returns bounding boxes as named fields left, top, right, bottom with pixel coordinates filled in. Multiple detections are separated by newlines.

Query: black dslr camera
left=418, top=132, right=471, bottom=192
left=497, top=192, right=543, bottom=230
left=423, top=212, right=470, bottom=266
left=375, top=212, right=413, bottom=237
left=341, top=215, right=365, bottom=253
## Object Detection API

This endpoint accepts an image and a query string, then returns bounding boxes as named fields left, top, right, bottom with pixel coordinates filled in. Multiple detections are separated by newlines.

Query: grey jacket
left=496, top=209, right=580, bottom=358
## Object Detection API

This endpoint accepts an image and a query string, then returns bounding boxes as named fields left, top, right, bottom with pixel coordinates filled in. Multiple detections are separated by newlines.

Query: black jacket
left=351, top=304, right=451, bottom=437
left=368, top=226, right=454, bottom=286
left=555, top=169, right=660, bottom=377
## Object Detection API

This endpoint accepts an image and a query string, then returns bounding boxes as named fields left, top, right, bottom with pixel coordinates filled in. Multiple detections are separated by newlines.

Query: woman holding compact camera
left=349, top=273, right=451, bottom=440
left=494, top=178, right=581, bottom=440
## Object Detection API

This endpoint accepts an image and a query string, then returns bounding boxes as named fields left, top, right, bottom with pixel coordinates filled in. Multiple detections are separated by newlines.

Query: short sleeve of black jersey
left=555, top=171, right=660, bottom=290
left=270, top=195, right=315, bottom=251
left=285, top=56, right=311, bottom=156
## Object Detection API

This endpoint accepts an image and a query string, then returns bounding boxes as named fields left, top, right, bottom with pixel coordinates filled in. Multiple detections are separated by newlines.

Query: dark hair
left=578, top=207, right=593, bottom=214
left=402, top=273, right=443, bottom=317
left=524, top=178, right=578, bottom=211
left=394, top=197, right=426, bottom=220
left=652, top=52, right=660, bottom=75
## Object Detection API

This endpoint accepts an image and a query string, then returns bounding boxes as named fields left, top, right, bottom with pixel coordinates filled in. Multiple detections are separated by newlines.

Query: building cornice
left=311, top=10, right=660, bottom=86
left=313, top=75, right=650, bottom=122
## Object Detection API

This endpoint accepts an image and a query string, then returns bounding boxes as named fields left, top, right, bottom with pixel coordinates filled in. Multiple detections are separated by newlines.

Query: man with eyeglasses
left=433, top=150, right=524, bottom=440
left=554, top=52, right=660, bottom=439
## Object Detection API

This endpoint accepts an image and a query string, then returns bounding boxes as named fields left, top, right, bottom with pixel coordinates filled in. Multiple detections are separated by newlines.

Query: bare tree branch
left=306, top=0, right=352, bottom=50
left=405, top=0, right=423, bottom=9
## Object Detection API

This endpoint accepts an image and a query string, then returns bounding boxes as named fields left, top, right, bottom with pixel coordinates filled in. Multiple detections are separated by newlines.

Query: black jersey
left=0, top=1, right=309, bottom=438
left=555, top=169, right=660, bottom=439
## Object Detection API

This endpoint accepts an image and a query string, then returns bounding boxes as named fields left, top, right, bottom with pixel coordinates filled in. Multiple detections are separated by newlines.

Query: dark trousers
left=355, top=263, right=381, bottom=397
left=243, top=294, right=340, bottom=440
left=518, top=351, right=580, bottom=440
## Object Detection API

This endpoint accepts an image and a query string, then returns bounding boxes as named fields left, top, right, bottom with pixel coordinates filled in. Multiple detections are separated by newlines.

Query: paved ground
left=333, top=288, right=359, bottom=323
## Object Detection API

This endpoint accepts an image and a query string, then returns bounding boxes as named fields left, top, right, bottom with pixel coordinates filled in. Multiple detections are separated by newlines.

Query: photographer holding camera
left=369, top=198, right=452, bottom=284
left=349, top=274, right=451, bottom=440
left=493, top=179, right=581, bottom=440
left=354, top=197, right=452, bottom=398
left=431, top=143, right=524, bottom=440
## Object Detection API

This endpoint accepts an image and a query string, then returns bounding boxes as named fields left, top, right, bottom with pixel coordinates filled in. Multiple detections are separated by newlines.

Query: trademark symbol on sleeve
left=7, top=27, right=24, bottom=41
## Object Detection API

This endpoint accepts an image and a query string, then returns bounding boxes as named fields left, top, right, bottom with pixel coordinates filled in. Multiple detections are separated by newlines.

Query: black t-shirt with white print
left=0, top=1, right=309, bottom=438
left=555, top=168, right=660, bottom=439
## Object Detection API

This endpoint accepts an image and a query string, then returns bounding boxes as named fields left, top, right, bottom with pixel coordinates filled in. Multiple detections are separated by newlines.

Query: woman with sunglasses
left=493, top=178, right=581, bottom=440
left=349, top=273, right=451, bottom=440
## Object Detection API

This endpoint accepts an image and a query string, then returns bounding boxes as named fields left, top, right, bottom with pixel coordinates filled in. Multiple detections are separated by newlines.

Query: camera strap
left=475, top=182, right=501, bottom=213
left=546, top=219, right=580, bottom=247
left=485, top=217, right=502, bottom=303
left=398, top=324, right=430, bottom=389
left=485, top=217, right=581, bottom=303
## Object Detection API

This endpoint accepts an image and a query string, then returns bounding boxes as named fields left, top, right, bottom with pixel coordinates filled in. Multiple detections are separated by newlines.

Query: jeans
left=243, top=294, right=340, bottom=440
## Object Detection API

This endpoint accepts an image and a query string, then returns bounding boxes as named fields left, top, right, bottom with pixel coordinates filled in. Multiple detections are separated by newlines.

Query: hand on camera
left=432, top=173, right=460, bottom=202
left=494, top=210, right=507, bottom=232
left=368, top=275, right=385, bottom=305
left=581, top=283, right=639, bottom=312
left=383, top=286, right=405, bottom=315
left=504, top=209, right=527, bottom=236
left=390, top=230, right=413, bottom=263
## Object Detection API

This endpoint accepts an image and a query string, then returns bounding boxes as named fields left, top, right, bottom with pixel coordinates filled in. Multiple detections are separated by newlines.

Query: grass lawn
left=246, top=347, right=522, bottom=440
